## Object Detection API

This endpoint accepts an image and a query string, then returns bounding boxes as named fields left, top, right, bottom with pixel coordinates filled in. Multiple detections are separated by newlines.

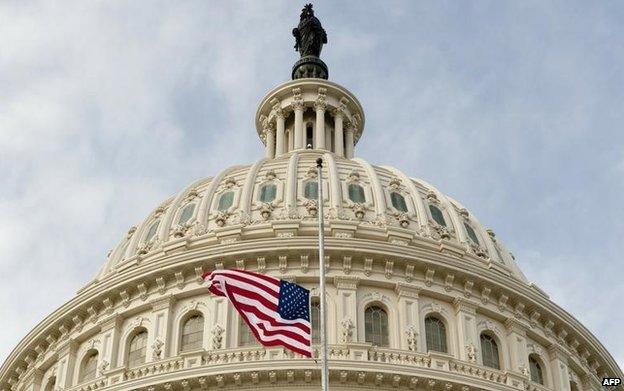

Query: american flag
left=202, top=269, right=312, bottom=357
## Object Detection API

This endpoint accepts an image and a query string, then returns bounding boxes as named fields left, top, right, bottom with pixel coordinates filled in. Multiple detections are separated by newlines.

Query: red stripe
left=226, top=284, right=279, bottom=312
left=235, top=269, right=280, bottom=285
left=233, top=300, right=311, bottom=335
left=215, top=271, right=280, bottom=298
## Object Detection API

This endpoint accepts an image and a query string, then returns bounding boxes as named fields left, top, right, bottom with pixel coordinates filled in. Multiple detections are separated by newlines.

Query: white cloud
left=1, top=0, right=623, bottom=374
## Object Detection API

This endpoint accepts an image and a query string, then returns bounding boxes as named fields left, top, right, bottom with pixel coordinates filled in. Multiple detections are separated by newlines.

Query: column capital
left=504, top=317, right=527, bottom=335
left=98, top=314, right=123, bottom=332
left=150, top=294, right=176, bottom=311
left=453, top=297, right=479, bottom=314
left=548, top=343, right=569, bottom=363
left=395, top=282, right=420, bottom=299
left=333, top=276, right=359, bottom=290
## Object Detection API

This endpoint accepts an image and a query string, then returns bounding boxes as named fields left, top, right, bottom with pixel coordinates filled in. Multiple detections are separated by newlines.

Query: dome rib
left=323, top=152, right=341, bottom=211
left=196, top=164, right=245, bottom=226
left=240, top=158, right=268, bottom=216
left=353, top=158, right=387, bottom=216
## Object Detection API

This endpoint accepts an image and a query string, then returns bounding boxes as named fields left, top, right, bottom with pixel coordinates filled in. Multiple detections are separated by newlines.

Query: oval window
left=390, top=192, right=408, bottom=212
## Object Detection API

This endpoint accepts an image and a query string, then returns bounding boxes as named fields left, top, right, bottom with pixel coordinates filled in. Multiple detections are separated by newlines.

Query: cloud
left=1, top=0, right=623, bottom=373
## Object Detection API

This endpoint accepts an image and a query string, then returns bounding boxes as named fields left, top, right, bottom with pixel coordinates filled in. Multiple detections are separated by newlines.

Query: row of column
left=264, top=106, right=355, bottom=159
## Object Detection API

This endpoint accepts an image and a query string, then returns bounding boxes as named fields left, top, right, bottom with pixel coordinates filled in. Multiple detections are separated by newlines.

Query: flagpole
left=316, top=157, right=329, bottom=391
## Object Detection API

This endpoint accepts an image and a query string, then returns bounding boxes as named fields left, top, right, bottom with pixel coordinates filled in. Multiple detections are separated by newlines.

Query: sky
left=1, top=0, right=623, bottom=372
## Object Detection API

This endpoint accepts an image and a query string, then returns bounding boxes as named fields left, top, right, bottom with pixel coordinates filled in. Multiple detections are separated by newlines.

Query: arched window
left=464, top=223, right=480, bottom=244
left=178, top=203, right=196, bottom=225
left=529, top=355, right=544, bottom=384
left=306, top=124, right=314, bottom=148
left=145, top=220, right=160, bottom=242
left=259, top=183, right=277, bottom=203
left=181, top=314, right=204, bottom=351
left=429, top=205, right=446, bottom=227
left=311, top=299, right=320, bottom=343
left=238, top=316, right=257, bottom=347
left=304, top=181, right=318, bottom=200
left=79, top=351, right=98, bottom=382
left=127, top=330, right=148, bottom=368
left=364, top=305, right=389, bottom=347
left=390, top=192, right=408, bottom=212
left=348, top=184, right=366, bottom=203
left=480, top=333, right=500, bottom=369
left=425, top=316, right=448, bottom=353
left=217, top=191, right=234, bottom=211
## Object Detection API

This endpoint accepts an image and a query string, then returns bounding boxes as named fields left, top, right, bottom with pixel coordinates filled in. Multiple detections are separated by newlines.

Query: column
left=505, top=318, right=529, bottom=374
left=288, top=129, right=294, bottom=152
left=210, top=296, right=228, bottom=349
left=395, top=283, right=421, bottom=351
left=20, top=369, right=43, bottom=391
left=334, top=276, right=359, bottom=344
left=275, top=111, right=285, bottom=156
left=98, top=315, right=123, bottom=372
left=333, top=110, right=344, bottom=157
left=549, top=344, right=571, bottom=391
left=345, top=126, right=355, bottom=159
left=293, top=102, right=304, bottom=150
left=150, top=296, right=176, bottom=360
left=453, top=298, right=479, bottom=362
left=264, top=126, right=275, bottom=158
left=315, top=102, right=326, bottom=150
left=55, top=339, right=78, bottom=389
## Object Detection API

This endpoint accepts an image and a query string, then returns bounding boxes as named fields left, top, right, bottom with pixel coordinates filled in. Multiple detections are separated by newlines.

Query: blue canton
left=277, top=280, right=310, bottom=321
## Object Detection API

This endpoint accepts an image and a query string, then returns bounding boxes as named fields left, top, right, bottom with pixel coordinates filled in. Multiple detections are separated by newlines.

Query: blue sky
left=0, top=0, right=622, bottom=370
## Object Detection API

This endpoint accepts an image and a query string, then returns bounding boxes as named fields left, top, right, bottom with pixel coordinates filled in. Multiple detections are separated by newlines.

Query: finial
left=291, top=4, right=329, bottom=80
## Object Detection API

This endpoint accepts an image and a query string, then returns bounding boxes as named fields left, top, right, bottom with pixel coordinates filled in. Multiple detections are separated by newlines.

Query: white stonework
left=1, top=44, right=622, bottom=391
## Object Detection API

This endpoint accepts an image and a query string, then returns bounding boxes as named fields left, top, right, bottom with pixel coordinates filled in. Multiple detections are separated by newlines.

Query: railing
left=66, top=345, right=539, bottom=390
left=449, top=358, right=509, bottom=385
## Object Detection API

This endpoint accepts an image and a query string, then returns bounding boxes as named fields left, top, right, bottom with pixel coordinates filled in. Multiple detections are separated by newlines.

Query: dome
left=2, top=5, right=621, bottom=391
left=97, top=149, right=527, bottom=286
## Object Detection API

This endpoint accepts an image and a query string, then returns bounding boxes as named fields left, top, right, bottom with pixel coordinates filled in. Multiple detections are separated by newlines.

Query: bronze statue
left=292, top=4, right=327, bottom=58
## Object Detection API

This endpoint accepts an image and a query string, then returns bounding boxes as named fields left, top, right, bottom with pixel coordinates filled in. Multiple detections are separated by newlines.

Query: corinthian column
left=345, top=125, right=355, bottom=159
left=275, top=110, right=285, bottom=156
left=265, top=125, right=275, bottom=158
left=333, top=109, right=344, bottom=157
left=292, top=88, right=304, bottom=149
left=315, top=101, right=326, bottom=150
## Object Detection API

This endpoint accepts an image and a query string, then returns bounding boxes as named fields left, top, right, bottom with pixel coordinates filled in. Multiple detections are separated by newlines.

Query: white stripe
left=244, top=312, right=311, bottom=352
left=214, top=270, right=280, bottom=294
left=232, top=292, right=311, bottom=328
left=216, top=276, right=279, bottom=305
left=240, top=308, right=311, bottom=339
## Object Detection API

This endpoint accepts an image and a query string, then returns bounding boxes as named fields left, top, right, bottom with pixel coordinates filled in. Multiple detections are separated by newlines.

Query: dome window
left=529, top=355, right=544, bottom=384
left=217, top=191, right=234, bottom=211
left=259, top=183, right=277, bottom=203
left=390, top=192, right=408, bottom=212
left=464, top=223, right=480, bottom=244
left=304, top=181, right=318, bottom=200
left=364, top=305, right=389, bottom=347
left=181, top=314, right=204, bottom=351
left=425, top=316, right=448, bottom=353
left=79, top=351, right=98, bottom=382
left=429, top=205, right=446, bottom=227
left=311, top=299, right=320, bottom=343
left=127, top=330, right=148, bottom=368
left=480, top=333, right=500, bottom=369
left=145, top=220, right=160, bottom=242
left=348, top=184, right=366, bottom=203
left=178, top=203, right=195, bottom=225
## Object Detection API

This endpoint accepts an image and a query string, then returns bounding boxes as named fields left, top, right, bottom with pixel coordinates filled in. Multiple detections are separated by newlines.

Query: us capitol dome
left=2, top=5, right=622, bottom=391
